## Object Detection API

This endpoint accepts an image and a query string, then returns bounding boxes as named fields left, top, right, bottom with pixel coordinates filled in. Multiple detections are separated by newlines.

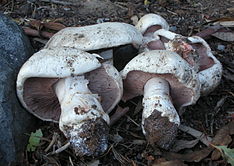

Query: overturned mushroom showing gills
left=135, top=13, right=169, bottom=51
left=121, top=50, right=200, bottom=149
left=16, top=47, right=123, bottom=156
left=45, top=22, right=143, bottom=64
left=149, top=29, right=222, bottom=95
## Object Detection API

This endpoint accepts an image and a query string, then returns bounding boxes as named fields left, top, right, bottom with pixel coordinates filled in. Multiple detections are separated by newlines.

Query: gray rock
left=0, top=13, right=38, bottom=165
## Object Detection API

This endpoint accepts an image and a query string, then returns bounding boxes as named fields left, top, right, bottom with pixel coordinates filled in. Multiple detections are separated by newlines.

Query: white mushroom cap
left=187, top=36, right=222, bottom=95
left=153, top=30, right=222, bottom=95
left=121, top=50, right=200, bottom=109
left=17, top=47, right=123, bottom=122
left=45, top=22, right=143, bottom=51
left=17, top=47, right=123, bottom=156
left=17, top=47, right=101, bottom=122
left=135, top=13, right=169, bottom=35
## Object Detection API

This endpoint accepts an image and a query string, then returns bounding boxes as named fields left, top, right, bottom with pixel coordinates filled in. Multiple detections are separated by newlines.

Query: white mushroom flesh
left=55, top=76, right=110, bottom=155
left=142, top=77, right=180, bottom=130
left=142, top=77, right=180, bottom=149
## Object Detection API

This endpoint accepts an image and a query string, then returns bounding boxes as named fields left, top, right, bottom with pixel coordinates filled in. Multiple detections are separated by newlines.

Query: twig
left=48, top=142, right=70, bottom=155
left=210, top=96, right=227, bottom=135
left=33, top=38, right=48, bottom=44
left=126, top=116, right=140, bottom=127
left=179, top=124, right=212, bottom=146
left=23, top=27, right=54, bottom=38
left=110, top=106, right=129, bottom=126
left=69, top=156, right=74, bottom=166
left=44, top=132, right=59, bottom=152
left=38, top=0, right=76, bottom=6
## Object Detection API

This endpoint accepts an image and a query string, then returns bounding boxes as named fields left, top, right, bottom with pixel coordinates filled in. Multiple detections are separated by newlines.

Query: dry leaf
left=213, top=145, right=234, bottom=166
left=42, top=22, right=66, bottom=31
left=212, top=32, right=234, bottom=42
left=211, top=149, right=221, bottom=160
left=110, top=106, right=129, bottom=126
left=179, top=125, right=212, bottom=146
left=195, top=25, right=223, bottom=39
left=212, top=17, right=234, bottom=27
left=152, top=160, right=187, bottom=166
left=164, top=147, right=213, bottom=162
left=23, top=27, right=54, bottom=39
left=29, top=20, right=42, bottom=30
left=172, top=139, right=199, bottom=152
left=163, top=121, right=234, bottom=162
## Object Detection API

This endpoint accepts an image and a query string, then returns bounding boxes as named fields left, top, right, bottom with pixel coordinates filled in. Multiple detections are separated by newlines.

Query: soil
left=1, top=0, right=234, bottom=165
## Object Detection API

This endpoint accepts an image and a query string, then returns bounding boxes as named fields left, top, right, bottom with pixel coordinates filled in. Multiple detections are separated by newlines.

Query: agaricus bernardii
left=16, top=47, right=123, bottom=156
left=121, top=50, right=200, bottom=149
left=144, top=29, right=222, bottom=95
left=45, top=22, right=143, bottom=64
left=135, top=13, right=169, bottom=51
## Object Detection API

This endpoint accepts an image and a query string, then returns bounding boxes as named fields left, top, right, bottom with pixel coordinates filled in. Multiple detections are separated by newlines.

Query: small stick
left=44, top=132, right=58, bottom=152
left=38, top=0, right=75, bottom=6
left=22, top=27, right=54, bottom=38
left=110, top=106, right=129, bottom=126
left=179, top=124, right=212, bottom=146
left=48, top=142, right=70, bottom=155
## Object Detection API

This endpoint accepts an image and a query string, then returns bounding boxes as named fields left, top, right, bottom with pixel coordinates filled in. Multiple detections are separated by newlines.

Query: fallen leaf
left=23, top=27, right=54, bottom=39
left=152, top=160, right=187, bottom=166
left=211, top=17, right=234, bottom=27
left=195, top=25, right=224, bottom=39
left=172, top=139, right=199, bottom=152
left=144, top=0, right=150, bottom=5
left=212, top=31, right=234, bottom=42
left=179, top=124, right=212, bottom=146
left=27, top=129, right=43, bottom=152
left=211, top=121, right=233, bottom=146
left=110, top=106, right=129, bottom=126
left=42, top=22, right=66, bottom=31
left=29, top=20, right=43, bottom=30
left=163, top=121, right=234, bottom=162
left=213, top=145, right=234, bottom=166
left=86, top=160, right=100, bottom=166
left=163, top=147, right=213, bottom=162
left=211, top=149, right=221, bottom=160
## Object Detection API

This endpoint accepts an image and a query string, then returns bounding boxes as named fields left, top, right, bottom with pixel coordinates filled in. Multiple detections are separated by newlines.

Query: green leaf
left=27, top=129, right=43, bottom=152
left=144, top=0, right=150, bottom=5
left=213, top=145, right=234, bottom=166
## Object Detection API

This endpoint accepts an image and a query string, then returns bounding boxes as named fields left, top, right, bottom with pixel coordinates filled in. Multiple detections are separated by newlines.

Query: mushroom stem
left=142, top=77, right=180, bottom=149
left=54, top=76, right=110, bottom=156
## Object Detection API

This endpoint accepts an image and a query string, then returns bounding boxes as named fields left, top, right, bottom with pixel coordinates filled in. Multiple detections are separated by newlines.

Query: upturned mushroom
left=45, top=22, right=143, bottom=65
left=135, top=13, right=169, bottom=51
left=121, top=50, right=200, bottom=149
left=16, top=47, right=123, bottom=156
left=143, top=29, right=222, bottom=95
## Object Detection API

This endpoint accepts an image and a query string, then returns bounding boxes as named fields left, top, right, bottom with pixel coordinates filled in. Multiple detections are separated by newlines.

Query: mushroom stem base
left=54, top=76, right=110, bottom=156
left=142, top=77, right=180, bottom=149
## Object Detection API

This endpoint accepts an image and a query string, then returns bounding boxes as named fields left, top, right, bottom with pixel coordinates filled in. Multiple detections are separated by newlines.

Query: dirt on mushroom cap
left=121, top=50, right=200, bottom=109
left=45, top=22, right=143, bottom=51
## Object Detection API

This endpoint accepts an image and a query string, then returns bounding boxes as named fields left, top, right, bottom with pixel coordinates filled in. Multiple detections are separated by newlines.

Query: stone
left=0, top=13, right=38, bottom=165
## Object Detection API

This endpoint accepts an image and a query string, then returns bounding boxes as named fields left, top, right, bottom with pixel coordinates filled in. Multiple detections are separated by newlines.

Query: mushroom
left=45, top=22, right=143, bottom=65
left=145, top=29, right=222, bottom=95
left=16, top=47, right=123, bottom=156
left=135, top=13, right=169, bottom=51
left=121, top=50, right=200, bottom=149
